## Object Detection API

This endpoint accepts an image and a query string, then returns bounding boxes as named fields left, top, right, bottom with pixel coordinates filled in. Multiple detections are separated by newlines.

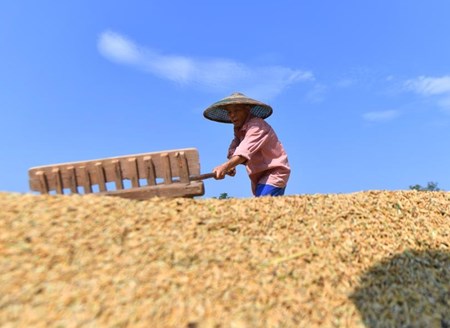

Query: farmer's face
left=226, top=105, right=250, bottom=128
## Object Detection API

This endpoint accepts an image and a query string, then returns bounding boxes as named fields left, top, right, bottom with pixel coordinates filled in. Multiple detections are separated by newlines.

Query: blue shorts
left=255, top=184, right=286, bottom=197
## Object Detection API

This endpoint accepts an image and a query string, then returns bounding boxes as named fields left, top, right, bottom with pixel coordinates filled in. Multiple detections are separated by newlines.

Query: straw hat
left=203, top=92, right=273, bottom=123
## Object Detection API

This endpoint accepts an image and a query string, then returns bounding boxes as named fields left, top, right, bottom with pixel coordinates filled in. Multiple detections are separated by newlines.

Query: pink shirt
left=228, top=116, right=290, bottom=195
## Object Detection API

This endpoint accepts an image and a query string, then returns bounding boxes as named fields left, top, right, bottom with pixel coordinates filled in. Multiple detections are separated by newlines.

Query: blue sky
left=2, top=1, right=450, bottom=198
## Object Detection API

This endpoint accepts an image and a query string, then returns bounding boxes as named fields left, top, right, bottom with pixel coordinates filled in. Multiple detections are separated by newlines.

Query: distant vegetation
left=409, top=181, right=442, bottom=192
left=214, top=192, right=232, bottom=199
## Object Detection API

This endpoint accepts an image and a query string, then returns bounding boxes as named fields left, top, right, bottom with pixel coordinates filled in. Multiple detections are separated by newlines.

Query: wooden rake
left=28, top=148, right=215, bottom=200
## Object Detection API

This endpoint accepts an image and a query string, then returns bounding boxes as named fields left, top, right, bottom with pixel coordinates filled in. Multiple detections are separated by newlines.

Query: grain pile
left=0, top=191, right=449, bottom=327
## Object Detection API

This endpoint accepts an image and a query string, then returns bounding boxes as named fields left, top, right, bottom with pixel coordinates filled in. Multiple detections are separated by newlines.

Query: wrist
left=224, top=162, right=232, bottom=172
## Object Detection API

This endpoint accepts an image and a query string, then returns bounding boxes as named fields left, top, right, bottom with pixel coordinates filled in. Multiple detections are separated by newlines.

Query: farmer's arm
left=233, top=123, right=269, bottom=158
left=214, top=123, right=269, bottom=180
left=213, top=155, right=247, bottom=180
left=227, top=136, right=240, bottom=159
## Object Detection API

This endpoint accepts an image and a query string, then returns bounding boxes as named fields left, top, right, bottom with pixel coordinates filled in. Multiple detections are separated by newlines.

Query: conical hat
left=203, top=92, right=273, bottom=123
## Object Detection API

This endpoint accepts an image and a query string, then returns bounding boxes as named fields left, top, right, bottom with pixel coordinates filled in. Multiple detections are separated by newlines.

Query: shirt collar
left=234, top=114, right=254, bottom=135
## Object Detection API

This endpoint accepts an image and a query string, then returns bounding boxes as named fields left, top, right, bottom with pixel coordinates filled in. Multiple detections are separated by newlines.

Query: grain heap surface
left=0, top=191, right=449, bottom=327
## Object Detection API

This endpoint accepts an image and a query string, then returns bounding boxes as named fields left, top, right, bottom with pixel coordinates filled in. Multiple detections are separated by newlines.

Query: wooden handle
left=189, top=173, right=216, bottom=181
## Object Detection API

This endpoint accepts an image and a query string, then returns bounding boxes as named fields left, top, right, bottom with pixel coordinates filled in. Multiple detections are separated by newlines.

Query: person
left=203, top=92, right=290, bottom=197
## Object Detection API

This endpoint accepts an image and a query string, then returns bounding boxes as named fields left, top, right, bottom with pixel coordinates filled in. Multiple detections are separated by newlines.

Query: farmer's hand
left=226, top=167, right=236, bottom=177
left=213, top=156, right=244, bottom=180
left=213, top=163, right=229, bottom=180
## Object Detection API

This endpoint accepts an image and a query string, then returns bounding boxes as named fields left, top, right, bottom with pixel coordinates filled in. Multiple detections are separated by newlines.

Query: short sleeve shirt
left=228, top=116, right=290, bottom=194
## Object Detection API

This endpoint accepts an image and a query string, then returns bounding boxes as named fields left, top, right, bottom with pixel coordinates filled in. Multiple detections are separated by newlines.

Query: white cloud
left=405, top=75, right=450, bottom=96
left=362, top=110, right=400, bottom=122
left=404, top=75, right=450, bottom=113
left=98, top=31, right=141, bottom=65
left=97, top=30, right=313, bottom=99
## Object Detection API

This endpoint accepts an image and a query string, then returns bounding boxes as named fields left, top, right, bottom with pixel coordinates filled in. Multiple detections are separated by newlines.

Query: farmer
left=203, top=92, right=290, bottom=196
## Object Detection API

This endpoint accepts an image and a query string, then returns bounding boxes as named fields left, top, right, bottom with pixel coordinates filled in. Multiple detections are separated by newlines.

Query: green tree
left=214, top=192, right=232, bottom=199
left=409, top=181, right=442, bottom=191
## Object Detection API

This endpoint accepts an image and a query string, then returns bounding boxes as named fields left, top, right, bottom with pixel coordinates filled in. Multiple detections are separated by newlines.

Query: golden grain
left=0, top=191, right=449, bottom=327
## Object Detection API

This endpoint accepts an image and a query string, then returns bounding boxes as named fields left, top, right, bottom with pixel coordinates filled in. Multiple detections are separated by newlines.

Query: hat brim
left=203, top=95, right=273, bottom=123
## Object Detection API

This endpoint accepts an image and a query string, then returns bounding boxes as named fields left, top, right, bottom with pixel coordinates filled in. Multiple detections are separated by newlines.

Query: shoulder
left=244, top=116, right=271, bottom=130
